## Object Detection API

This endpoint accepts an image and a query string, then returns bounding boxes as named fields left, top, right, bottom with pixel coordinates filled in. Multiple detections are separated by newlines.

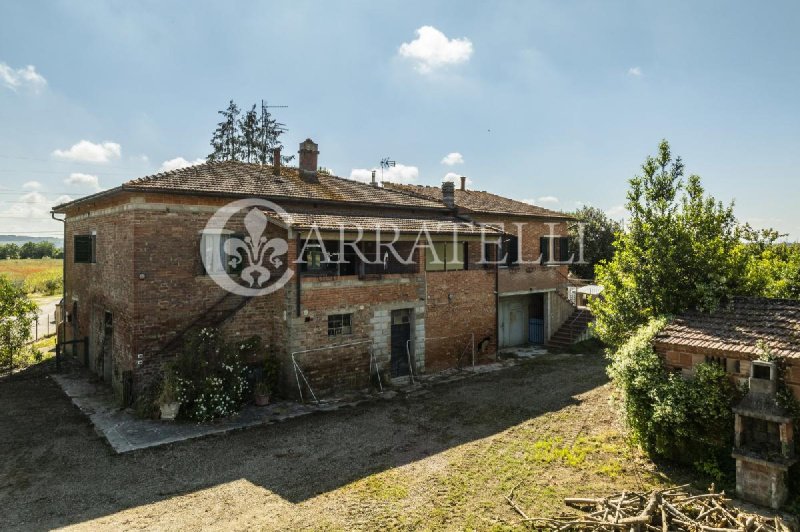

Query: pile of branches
left=507, top=485, right=794, bottom=531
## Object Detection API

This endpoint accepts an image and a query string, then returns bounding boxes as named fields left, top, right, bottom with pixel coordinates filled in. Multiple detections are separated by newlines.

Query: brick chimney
left=371, top=170, right=377, bottom=186
left=460, top=175, right=467, bottom=191
left=442, top=181, right=455, bottom=208
left=298, top=138, right=319, bottom=183
left=272, top=147, right=281, bottom=176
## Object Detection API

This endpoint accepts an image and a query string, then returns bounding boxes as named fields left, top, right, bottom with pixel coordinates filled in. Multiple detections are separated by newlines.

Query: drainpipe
left=495, top=242, right=500, bottom=360
left=51, top=211, right=66, bottom=370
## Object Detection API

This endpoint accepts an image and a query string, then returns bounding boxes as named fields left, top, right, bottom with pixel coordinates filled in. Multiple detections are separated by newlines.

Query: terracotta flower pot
left=254, top=393, right=270, bottom=407
left=160, top=401, right=180, bottom=420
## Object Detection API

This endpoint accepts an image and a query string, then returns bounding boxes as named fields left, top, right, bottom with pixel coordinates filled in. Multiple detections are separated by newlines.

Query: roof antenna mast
left=379, top=157, right=395, bottom=183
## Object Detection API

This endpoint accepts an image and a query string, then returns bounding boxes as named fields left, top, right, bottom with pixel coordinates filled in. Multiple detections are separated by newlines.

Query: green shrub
left=171, top=328, right=252, bottom=422
left=607, top=317, right=741, bottom=477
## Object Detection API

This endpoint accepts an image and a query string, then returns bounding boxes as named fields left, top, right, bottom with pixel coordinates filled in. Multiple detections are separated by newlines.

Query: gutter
left=50, top=211, right=66, bottom=354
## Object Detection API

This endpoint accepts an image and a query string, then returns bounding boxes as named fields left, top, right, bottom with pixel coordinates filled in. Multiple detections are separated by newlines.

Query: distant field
left=0, top=258, right=63, bottom=295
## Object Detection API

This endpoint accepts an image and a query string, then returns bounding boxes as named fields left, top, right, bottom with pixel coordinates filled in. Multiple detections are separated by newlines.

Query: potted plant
left=253, top=380, right=271, bottom=406
left=159, top=372, right=181, bottom=421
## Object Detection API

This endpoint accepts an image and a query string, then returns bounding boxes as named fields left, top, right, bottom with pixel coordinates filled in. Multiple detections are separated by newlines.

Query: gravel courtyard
left=0, top=352, right=690, bottom=531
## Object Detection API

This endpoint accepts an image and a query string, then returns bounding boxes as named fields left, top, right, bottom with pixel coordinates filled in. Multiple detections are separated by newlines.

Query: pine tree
left=207, top=100, right=241, bottom=161
left=240, top=105, right=259, bottom=163
left=255, top=100, right=293, bottom=165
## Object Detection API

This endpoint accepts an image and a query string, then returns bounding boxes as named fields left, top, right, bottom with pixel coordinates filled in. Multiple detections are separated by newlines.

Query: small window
left=74, top=235, right=95, bottom=263
left=201, top=233, right=244, bottom=275
left=328, top=313, right=352, bottom=337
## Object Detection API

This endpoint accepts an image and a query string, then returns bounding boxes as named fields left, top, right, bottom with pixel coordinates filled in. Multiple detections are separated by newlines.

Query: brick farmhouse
left=53, top=139, right=583, bottom=403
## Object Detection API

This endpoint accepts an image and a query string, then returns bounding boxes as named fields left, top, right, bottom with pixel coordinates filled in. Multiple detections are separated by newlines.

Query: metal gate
left=528, top=318, right=544, bottom=344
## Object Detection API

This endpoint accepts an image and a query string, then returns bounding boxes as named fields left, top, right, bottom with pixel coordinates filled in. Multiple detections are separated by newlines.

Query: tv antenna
left=380, top=157, right=396, bottom=181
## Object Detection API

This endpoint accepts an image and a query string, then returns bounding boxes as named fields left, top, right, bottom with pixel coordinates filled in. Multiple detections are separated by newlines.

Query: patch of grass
left=7, top=335, right=56, bottom=371
left=356, top=475, right=410, bottom=501
left=0, top=259, right=62, bottom=295
left=567, top=336, right=606, bottom=354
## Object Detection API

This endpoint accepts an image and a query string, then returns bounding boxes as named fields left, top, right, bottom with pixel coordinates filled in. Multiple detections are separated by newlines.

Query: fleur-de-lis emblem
left=223, top=208, right=288, bottom=287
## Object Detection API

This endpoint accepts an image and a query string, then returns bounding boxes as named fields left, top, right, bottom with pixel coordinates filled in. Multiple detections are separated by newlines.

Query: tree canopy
left=591, top=140, right=744, bottom=347
left=568, top=206, right=621, bottom=280
left=0, top=275, right=37, bottom=372
left=207, top=99, right=293, bottom=165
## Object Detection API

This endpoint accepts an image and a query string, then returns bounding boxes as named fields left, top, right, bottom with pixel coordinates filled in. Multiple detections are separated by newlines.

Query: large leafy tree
left=591, top=140, right=744, bottom=347
left=0, top=275, right=37, bottom=372
left=569, top=206, right=621, bottom=279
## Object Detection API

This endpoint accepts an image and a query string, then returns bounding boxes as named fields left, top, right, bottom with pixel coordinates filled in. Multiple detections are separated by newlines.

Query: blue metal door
left=529, top=318, right=544, bottom=344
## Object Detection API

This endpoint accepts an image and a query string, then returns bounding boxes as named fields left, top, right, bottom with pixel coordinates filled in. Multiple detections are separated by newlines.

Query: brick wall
left=654, top=341, right=800, bottom=400
left=64, top=209, right=135, bottom=399
left=61, top=190, right=570, bottom=401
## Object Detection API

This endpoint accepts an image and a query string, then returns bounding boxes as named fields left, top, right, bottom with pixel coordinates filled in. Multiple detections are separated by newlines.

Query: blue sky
left=1, top=1, right=799, bottom=238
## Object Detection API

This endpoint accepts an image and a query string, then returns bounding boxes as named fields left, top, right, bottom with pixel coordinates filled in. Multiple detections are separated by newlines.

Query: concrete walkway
left=52, top=356, right=535, bottom=454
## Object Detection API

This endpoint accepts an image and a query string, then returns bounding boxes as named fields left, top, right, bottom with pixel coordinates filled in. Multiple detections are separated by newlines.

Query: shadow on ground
left=1, top=352, right=609, bottom=530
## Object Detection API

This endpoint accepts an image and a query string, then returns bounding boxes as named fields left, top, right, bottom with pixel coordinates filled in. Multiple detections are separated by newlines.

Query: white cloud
left=22, top=180, right=42, bottom=190
left=160, top=156, right=205, bottom=172
left=350, top=164, right=419, bottom=184
left=398, top=26, right=473, bottom=73
left=440, top=152, right=464, bottom=166
left=54, top=194, right=73, bottom=205
left=0, top=191, right=70, bottom=236
left=627, top=66, right=642, bottom=77
left=65, top=172, right=101, bottom=190
left=0, top=62, right=47, bottom=93
left=52, top=140, right=121, bottom=163
left=442, top=172, right=472, bottom=187
left=19, top=191, right=47, bottom=205
left=606, top=205, right=628, bottom=219
left=522, top=196, right=560, bottom=206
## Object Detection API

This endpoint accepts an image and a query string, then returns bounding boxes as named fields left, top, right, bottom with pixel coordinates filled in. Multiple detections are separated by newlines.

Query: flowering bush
left=169, top=328, right=254, bottom=422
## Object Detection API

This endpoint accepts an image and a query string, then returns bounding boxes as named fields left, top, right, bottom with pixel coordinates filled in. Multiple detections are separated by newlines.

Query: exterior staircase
left=546, top=308, right=593, bottom=351
left=157, top=291, right=252, bottom=357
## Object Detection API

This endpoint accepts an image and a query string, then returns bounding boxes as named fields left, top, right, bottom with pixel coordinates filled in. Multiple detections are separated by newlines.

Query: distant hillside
left=0, top=235, right=64, bottom=248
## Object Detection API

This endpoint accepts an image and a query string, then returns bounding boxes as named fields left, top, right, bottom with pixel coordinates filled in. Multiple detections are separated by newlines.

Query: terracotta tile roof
left=121, top=162, right=443, bottom=209
left=655, top=297, right=800, bottom=359
left=268, top=211, right=501, bottom=235
left=383, top=182, right=571, bottom=219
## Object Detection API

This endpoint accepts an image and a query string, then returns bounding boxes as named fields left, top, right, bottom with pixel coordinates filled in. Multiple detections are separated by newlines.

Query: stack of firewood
left=507, top=485, right=794, bottom=531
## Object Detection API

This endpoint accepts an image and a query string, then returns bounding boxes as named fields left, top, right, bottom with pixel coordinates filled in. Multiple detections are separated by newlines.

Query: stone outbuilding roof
left=655, top=297, right=800, bottom=359
left=382, top=182, right=570, bottom=219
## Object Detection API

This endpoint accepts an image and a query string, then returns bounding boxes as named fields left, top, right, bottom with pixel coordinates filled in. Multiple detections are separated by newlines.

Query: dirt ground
left=0, top=353, right=692, bottom=531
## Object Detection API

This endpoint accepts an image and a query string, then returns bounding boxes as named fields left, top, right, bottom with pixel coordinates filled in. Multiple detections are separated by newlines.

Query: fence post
left=55, top=340, right=61, bottom=373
